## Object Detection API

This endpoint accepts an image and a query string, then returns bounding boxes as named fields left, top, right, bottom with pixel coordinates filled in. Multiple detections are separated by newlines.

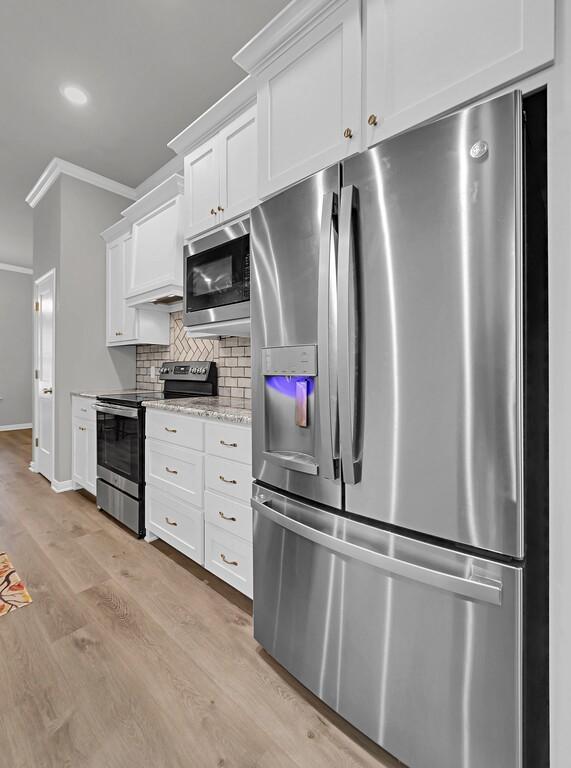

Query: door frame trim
left=32, top=268, right=56, bottom=482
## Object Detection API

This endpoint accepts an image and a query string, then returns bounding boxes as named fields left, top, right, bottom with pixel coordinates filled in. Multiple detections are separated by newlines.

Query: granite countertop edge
left=70, top=389, right=151, bottom=399
left=142, top=397, right=252, bottom=425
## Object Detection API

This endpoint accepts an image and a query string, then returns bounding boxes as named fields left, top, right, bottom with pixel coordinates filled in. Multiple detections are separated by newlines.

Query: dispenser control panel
left=261, top=345, right=317, bottom=376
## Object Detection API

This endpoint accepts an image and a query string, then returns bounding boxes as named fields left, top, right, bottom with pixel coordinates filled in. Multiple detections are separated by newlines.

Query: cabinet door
left=107, top=236, right=137, bottom=344
left=219, top=105, right=257, bottom=223
left=365, top=0, right=554, bottom=146
left=257, top=0, right=361, bottom=198
left=128, top=198, right=183, bottom=296
left=72, top=418, right=87, bottom=488
left=184, top=137, right=220, bottom=237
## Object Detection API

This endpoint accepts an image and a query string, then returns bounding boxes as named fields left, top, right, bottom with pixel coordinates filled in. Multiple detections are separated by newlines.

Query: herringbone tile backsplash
left=136, top=312, right=251, bottom=400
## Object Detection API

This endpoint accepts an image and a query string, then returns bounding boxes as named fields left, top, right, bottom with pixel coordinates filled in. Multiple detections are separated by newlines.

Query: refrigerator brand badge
left=469, top=140, right=489, bottom=159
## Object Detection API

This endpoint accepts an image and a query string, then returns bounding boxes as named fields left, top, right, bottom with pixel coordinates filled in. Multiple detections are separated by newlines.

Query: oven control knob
left=191, top=367, right=197, bottom=374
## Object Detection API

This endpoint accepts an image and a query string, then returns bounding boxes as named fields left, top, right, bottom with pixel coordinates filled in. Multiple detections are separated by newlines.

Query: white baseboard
left=0, top=423, right=32, bottom=432
left=51, top=479, right=77, bottom=493
left=29, top=461, right=39, bottom=473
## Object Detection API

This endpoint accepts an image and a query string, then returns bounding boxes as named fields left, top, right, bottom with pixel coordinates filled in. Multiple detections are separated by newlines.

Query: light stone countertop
left=70, top=389, right=151, bottom=399
left=142, top=396, right=252, bottom=425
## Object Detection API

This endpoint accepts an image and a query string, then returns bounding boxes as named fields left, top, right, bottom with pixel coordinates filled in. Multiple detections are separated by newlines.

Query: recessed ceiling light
left=60, top=84, right=89, bottom=106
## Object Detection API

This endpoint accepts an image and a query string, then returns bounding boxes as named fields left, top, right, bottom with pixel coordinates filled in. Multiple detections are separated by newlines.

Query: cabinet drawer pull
left=220, top=553, right=239, bottom=566
left=219, top=439, right=238, bottom=448
left=219, top=475, right=237, bottom=484
left=78, top=425, right=87, bottom=432
left=164, top=427, right=177, bottom=433
left=165, top=466, right=178, bottom=475
left=218, top=511, right=237, bottom=522
left=115, top=331, right=123, bottom=336
left=165, top=516, right=178, bottom=526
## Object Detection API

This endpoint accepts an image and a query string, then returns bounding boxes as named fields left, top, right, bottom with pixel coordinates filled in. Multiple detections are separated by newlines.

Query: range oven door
left=252, top=483, right=523, bottom=768
left=95, top=402, right=142, bottom=499
left=184, top=219, right=250, bottom=326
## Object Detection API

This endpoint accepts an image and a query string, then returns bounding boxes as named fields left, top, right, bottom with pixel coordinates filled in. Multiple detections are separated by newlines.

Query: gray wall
left=33, top=175, right=136, bottom=482
left=0, top=271, right=33, bottom=427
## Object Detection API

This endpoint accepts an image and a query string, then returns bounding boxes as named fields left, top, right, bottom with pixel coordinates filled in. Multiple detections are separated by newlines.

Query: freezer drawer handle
left=251, top=496, right=503, bottom=606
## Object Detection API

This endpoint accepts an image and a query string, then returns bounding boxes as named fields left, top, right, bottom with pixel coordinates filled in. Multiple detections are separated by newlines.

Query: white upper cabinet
left=121, top=174, right=184, bottom=308
left=169, top=81, right=258, bottom=241
left=185, top=137, right=220, bottom=235
left=234, top=0, right=362, bottom=199
left=102, top=219, right=170, bottom=346
left=218, top=105, right=257, bottom=224
left=365, top=0, right=554, bottom=146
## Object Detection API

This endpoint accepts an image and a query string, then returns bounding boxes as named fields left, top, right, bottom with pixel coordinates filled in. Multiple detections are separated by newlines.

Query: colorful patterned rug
left=0, top=552, right=32, bottom=616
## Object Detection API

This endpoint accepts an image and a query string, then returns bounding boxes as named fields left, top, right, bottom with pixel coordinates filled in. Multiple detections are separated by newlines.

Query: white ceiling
left=0, top=0, right=288, bottom=267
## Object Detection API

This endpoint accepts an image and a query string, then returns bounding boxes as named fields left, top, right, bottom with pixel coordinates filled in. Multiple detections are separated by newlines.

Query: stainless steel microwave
left=183, top=218, right=250, bottom=327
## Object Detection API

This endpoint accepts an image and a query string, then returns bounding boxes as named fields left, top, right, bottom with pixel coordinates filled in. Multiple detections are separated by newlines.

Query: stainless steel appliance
left=95, top=361, right=217, bottom=536
left=184, top=218, right=250, bottom=327
left=250, top=90, right=548, bottom=768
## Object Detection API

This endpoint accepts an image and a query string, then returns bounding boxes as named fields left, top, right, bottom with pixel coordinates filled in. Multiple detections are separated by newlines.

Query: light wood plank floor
left=0, top=429, right=403, bottom=768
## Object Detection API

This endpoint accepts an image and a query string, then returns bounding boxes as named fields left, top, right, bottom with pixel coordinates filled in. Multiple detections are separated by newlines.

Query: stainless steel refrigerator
left=250, top=90, right=548, bottom=768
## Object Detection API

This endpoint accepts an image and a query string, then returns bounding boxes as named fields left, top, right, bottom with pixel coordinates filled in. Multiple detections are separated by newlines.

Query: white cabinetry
left=364, top=0, right=554, bottom=147
left=145, top=410, right=253, bottom=597
left=234, top=0, right=361, bottom=198
left=121, top=174, right=185, bottom=308
left=182, top=106, right=257, bottom=239
left=71, top=396, right=96, bottom=495
left=102, top=219, right=170, bottom=346
left=168, top=78, right=258, bottom=240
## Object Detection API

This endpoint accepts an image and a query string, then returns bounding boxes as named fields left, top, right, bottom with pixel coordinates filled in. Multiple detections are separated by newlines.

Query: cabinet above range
left=120, top=173, right=185, bottom=311
left=101, top=217, right=169, bottom=346
left=168, top=77, right=257, bottom=241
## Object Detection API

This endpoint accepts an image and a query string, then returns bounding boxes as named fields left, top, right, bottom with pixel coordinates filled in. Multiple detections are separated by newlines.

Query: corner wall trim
left=0, top=423, right=33, bottom=432
left=29, top=462, right=39, bottom=473
left=51, top=479, right=77, bottom=493
left=0, top=263, right=33, bottom=275
left=26, top=158, right=137, bottom=209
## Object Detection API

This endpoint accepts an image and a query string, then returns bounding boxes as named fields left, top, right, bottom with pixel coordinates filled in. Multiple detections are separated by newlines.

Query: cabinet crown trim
left=26, top=157, right=137, bottom=209
left=168, top=77, right=256, bottom=157
left=121, top=173, right=184, bottom=223
left=100, top=217, right=132, bottom=244
left=233, top=0, right=350, bottom=75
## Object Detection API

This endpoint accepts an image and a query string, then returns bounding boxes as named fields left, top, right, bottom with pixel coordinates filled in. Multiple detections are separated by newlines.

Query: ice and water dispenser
left=261, top=345, right=319, bottom=475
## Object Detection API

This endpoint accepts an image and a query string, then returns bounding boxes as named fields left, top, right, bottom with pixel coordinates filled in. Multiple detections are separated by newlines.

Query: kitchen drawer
left=146, top=486, right=203, bottom=565
left=146, top=409, right=204, bottom=451
left=146, top=439, right=204, bottom=506
left=205, top=421, right=251, bottom=466
left=205, top=491, right=252, bottom=543
left=205, top=455, right=251, bottom=503
left=204, top=522, right=253, bottom=598
left=72, top=396, right=96, bottom=423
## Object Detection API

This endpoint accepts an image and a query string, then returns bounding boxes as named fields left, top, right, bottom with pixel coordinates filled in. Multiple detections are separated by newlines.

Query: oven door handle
left=94, top=403, right=139, bottom=419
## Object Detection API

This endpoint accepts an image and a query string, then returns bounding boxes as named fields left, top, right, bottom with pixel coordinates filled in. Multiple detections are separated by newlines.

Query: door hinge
left=35, top=437, right=39, bottom=448
left=35, top=369, right=39, bottom=380
left=35, top=301, right=40, bottom=312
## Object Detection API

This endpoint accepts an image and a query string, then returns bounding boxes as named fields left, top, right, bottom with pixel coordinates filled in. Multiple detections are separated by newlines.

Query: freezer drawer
left=252, top=484, right=522, bottom=768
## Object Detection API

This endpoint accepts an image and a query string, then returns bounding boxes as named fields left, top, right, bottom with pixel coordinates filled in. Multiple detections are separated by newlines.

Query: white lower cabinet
left=71, top=396, right=96, bottom=495
left=145, top=410, right=253, bottom=597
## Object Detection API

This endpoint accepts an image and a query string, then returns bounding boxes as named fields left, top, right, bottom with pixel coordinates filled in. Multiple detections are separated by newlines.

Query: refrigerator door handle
left=338, top=184, right=360, bottom=485
left=317, top=191, right=338, bottom=479
left=252, top=496, right=503, bottom=606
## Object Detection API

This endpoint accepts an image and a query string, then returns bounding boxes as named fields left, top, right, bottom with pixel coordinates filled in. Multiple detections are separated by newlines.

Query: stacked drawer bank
left=144, top=397, right=253, bottom=597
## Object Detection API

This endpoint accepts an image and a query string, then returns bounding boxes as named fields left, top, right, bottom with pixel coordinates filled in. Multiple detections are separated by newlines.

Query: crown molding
left=121, top=173, right=184, bottom=224
left=100, top=217, right=132, bottom=244
left=26, top=158, right=137, bottom=209
left=233, top=0, right=348, bottom=76
left=167, top=76, right=256, bottom=157
left=135, top=154, right=184, bottom=198
left=0, top=262, right=33, bottom=275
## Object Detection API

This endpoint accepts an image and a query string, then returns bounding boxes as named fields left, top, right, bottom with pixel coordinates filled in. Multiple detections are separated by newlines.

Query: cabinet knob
left=115, top=331, right=123, bottom=336
left=79, top=426, right=86, bottom=432
left=343, top=128, right=353, bottom=139
left=217, top=205, right=224, bottom=212
left=210, top=208, right=217, bottom=215
left=368, top=113, right=378, bottom=127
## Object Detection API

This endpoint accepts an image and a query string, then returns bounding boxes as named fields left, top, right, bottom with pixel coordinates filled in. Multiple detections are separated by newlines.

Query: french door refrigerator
left=250, top=90, right=548, bottom=768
